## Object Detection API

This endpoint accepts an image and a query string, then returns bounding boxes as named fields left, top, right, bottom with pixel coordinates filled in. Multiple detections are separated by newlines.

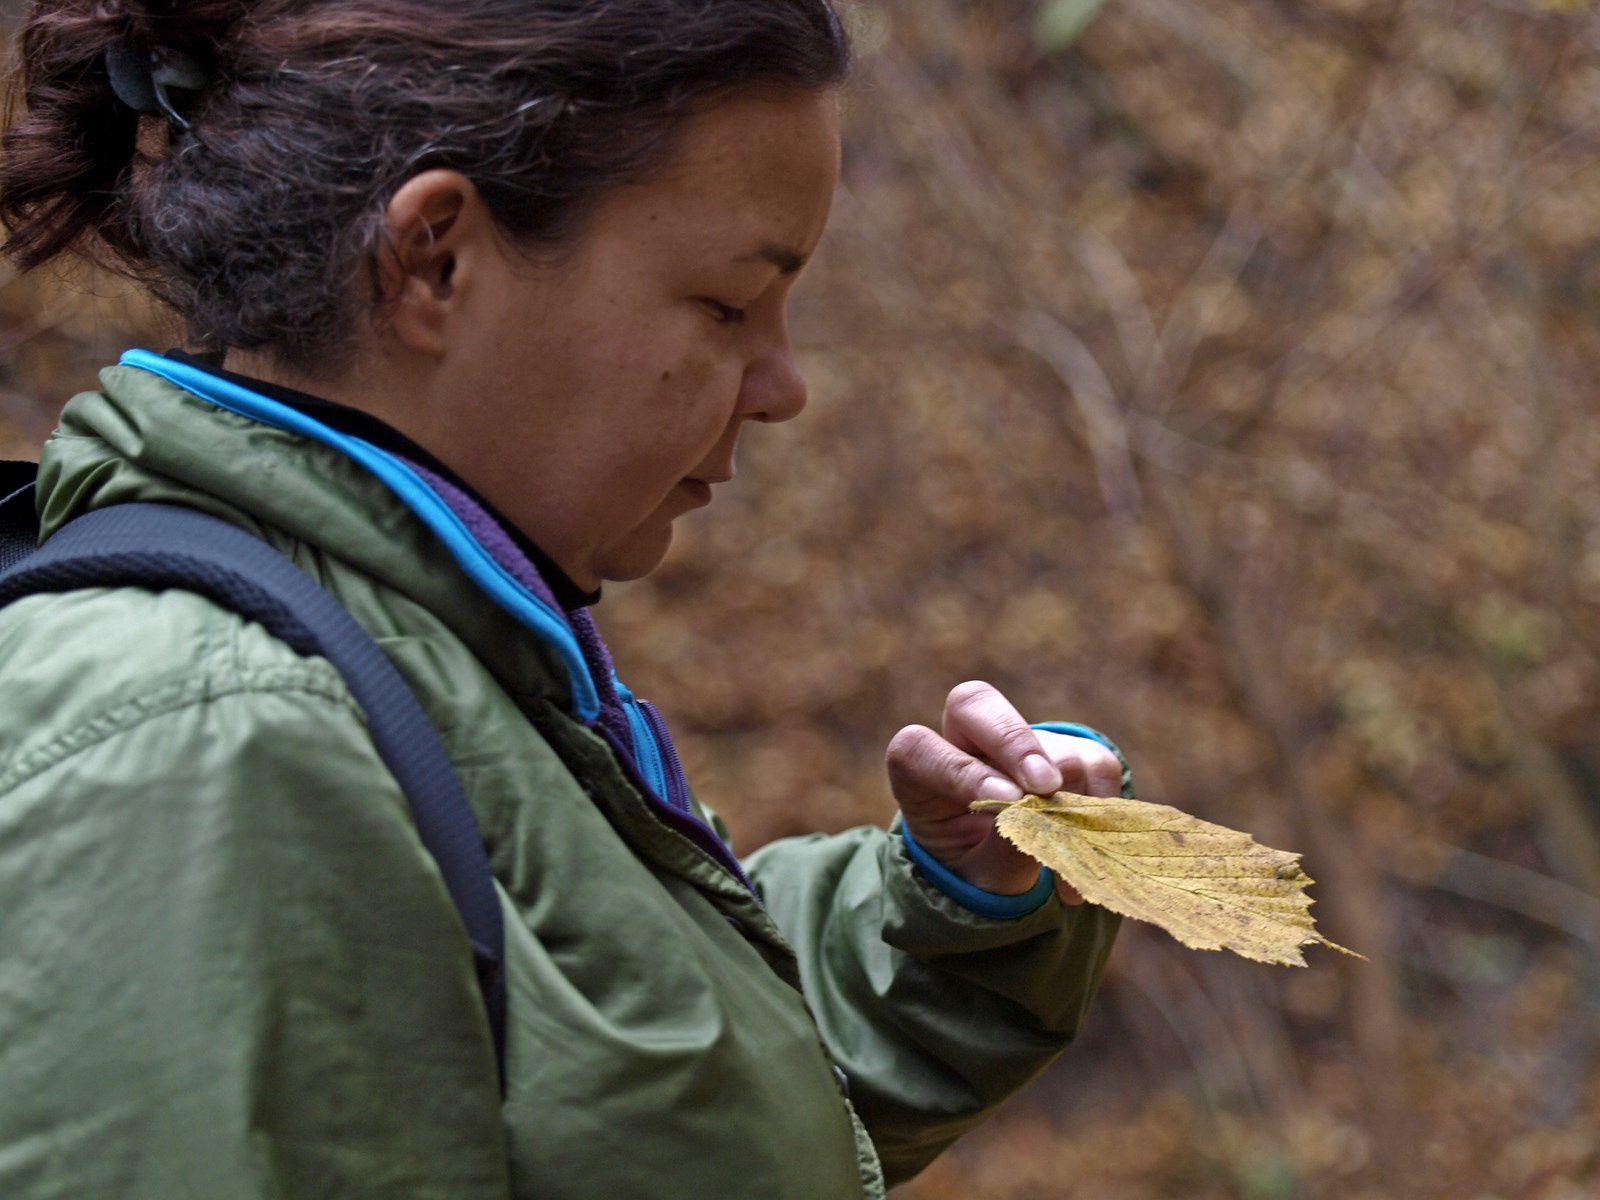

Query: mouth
left=678, top=478, right=715, bottom=505
left=679, top=462, right=735, bottom=508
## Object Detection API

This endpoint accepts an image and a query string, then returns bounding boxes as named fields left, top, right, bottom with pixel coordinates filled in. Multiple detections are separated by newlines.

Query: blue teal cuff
left=1030, top=721, right=1117, bottom=755
left=899, top=825, right=1055, bottom=920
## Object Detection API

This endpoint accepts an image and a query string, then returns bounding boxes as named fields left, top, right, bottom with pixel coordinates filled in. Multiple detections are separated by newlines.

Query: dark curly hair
left=0, top=0, right=851, bottom=371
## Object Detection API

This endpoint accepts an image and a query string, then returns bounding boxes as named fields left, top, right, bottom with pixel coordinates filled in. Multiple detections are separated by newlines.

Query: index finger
left=941, top=680, right=1063, bottom=797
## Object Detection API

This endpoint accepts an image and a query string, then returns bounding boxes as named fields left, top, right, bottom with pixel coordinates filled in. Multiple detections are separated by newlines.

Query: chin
left=593, top=525, right=675, bottom=584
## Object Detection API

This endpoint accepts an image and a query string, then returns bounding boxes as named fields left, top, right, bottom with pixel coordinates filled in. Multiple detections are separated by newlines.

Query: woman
left=0, top=2, right=1128, bottom=1197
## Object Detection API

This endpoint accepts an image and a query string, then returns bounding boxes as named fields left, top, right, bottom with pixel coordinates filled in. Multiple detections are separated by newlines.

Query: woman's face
left=445, top=88, right=841, bottom=590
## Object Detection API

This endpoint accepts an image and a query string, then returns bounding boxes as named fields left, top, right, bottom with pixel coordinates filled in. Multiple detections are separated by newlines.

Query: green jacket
left=0, top=359, right=1121, bottom=1199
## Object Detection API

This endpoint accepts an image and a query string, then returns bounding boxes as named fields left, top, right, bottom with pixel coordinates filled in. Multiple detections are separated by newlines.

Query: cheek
left=652, top=343, right=720, bottom=403
left=641, top=353, right=741, bottom=445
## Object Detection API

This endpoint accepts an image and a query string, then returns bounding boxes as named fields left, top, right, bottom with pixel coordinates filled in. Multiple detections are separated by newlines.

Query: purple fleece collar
left=395, top=454, right=754, bottom=891
left=396, top=455, right=630, bottom=741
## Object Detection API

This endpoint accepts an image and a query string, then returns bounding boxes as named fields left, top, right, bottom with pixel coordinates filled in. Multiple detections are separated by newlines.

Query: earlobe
left=376, top=169, right=477, bottom=357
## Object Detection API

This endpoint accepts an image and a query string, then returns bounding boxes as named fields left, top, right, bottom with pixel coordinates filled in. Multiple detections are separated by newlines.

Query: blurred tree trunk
left=1144, top=467, right=1414, bottom=1179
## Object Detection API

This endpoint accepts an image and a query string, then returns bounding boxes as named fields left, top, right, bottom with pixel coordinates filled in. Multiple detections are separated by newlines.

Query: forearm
left=746, top=824, right=1119, bottom=1184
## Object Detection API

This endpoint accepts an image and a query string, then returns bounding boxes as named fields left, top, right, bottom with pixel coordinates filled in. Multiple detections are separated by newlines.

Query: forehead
left=584, top=89, right=841, bottom=262
left=662, top=89, right=841, bottom=185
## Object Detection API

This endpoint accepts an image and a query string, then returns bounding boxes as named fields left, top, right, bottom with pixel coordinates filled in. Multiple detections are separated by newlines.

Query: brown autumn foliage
left=3, top=1, right=1599, bottom=1196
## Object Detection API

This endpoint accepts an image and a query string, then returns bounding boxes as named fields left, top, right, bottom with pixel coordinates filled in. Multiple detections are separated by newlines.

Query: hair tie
left=104, top=40, right=208, bottom=133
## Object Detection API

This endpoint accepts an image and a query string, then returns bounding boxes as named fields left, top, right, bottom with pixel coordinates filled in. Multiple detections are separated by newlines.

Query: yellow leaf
left=971, top=793, right=1364, bottom=967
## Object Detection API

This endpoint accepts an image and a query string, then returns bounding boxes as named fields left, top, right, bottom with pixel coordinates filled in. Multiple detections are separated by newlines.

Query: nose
left=739, top=320, right=808, bottom=424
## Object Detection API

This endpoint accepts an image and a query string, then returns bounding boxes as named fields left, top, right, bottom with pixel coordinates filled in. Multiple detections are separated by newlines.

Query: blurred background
left=4, top=0, right=1600, bottom=1196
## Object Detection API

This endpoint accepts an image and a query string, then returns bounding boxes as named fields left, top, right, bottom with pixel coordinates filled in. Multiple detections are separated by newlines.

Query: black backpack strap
left=0, top=464, right=43, bottom=572
left=0, top=497, right=507, bottom=1088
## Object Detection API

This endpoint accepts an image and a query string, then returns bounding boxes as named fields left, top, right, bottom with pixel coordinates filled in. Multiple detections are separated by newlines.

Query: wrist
left=899, top=810, right=1036, bottom=892
left=937, top=842, right=1041, bottom=894
left=899, top=823, right=1055, bottom=920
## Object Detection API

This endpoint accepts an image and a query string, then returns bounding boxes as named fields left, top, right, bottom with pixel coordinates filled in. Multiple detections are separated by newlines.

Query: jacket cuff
left=898, top=823, right=1055, bottom=920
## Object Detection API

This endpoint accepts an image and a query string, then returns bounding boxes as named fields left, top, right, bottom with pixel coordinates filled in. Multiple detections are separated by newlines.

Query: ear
left=376, top=169, right=492, bottom=358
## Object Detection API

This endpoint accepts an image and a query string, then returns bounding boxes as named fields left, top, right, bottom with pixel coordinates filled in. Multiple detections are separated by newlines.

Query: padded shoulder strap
left=0, top=497, right=507, bottom=1088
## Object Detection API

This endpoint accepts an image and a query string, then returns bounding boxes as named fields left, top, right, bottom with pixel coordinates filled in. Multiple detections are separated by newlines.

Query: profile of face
left=382, top=88, right=843, bottom=591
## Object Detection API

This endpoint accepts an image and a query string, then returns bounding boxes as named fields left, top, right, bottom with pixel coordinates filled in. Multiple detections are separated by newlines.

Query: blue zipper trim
left=638, top=697, right=693, bottom=815
left=613, top=677, right=671, bottom=803
left=899, top=825, right=1055, bottom=920
left=118, top=349, right=601, bottom=721
left=592, top=720, right=756, bottom=893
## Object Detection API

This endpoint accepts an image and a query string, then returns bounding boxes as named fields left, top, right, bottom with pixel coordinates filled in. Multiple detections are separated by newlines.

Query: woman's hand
left=887, top=680, right=1123, bottom=905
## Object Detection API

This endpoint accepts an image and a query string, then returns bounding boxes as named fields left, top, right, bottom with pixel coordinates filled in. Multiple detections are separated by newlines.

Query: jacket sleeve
left=0, top=680, right=510, bottom=1199
left=739, top=739, right=1129, bottom=1185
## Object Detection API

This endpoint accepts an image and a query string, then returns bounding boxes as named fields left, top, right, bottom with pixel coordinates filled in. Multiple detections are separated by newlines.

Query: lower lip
left=679, top=479, right=713, bottom=505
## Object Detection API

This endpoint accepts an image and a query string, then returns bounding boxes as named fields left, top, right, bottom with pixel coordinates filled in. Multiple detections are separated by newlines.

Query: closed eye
left=703, top=299, right=748, bottom=326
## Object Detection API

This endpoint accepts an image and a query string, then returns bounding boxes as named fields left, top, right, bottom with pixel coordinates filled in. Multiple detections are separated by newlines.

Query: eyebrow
left=737, top=242, right=808, bottom=276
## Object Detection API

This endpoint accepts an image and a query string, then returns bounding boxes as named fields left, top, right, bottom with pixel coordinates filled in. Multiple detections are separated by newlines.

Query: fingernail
left=1021, top=754, right=1062, bottom=795
left=977, top=776, right=1024, bottom=803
